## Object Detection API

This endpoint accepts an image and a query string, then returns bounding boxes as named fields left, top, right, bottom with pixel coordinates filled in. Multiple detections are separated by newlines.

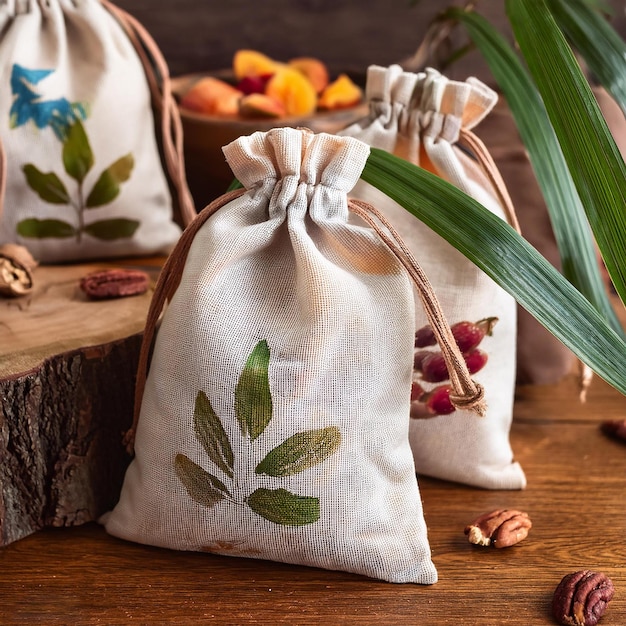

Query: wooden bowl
left=171, top=72, right=369, bottom=210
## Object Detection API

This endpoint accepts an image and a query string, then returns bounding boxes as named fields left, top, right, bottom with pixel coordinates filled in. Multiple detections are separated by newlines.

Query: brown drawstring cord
left=101, top=0, right=197, bottom=228
left=126, top=188, right=485, bottom=452
left=460, top=126, right=595, bottom=394
left=348, top=198, right=486, bottom=416
left=124, top=188, right=246, bottom=453
left=459, top=126, right=521, bottom=234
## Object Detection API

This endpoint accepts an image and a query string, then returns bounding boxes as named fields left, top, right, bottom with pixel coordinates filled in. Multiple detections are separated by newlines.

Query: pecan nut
left=79, top=268, right=150, bottom=300
left=600, top=419, right=626, bottom=442
left=552, top=570, right=615, bottom=626
left=464, top=509, right=531, bottom=548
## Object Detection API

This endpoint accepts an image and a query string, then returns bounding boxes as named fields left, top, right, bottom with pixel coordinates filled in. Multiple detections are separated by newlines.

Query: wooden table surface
left=1, top=369, right=625, bottom=625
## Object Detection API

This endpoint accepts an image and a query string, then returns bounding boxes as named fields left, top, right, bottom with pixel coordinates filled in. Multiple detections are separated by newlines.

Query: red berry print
left=414, top=325, right=436, bottom=348
left=414, top=350, right=435, bottom=370
left=410, top=385, right=455, bottom=419
left=425, top=385, right=455, bottom=415
left=450, top=317, right=498, bottom=353
left=463, top=348, right=488, bottom=374
left=410, top=381, right=425, bottom=402
left=420, top=352, right=449, bottom=383
left=410, top=316, right=496, bottom=418
left=415, top=317, right=497, bottom=352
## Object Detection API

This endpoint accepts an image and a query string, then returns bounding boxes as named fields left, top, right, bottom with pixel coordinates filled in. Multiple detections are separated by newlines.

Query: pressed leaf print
left=255, top=427, right=342, bottom=477
left=62, top=119, right=94, bottom=183
left=174, top=454, right=229, bottom=508
left=234, top=339, right=273, bottom=441
left=11, top=65, right=137, bottom=244
left=193, top=390, right=234, bottom=478
left=22, top=165, right=70, bottom=204
left=83, top=219, right=140, bottom=241
left=16, top=218, right=76, bottom=239
left=86, top=154, right=134, bottom=208
left=175, top=340, right=341, bottom=527
left=246, top=488, right=320, bottom=526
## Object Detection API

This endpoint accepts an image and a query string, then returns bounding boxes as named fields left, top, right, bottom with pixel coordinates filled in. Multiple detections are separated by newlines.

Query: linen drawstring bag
left=340, top=65, right=526, bottom=490
left=102, top=127, right=485, bottom=583
left=0, top=0, right=196, bottom=263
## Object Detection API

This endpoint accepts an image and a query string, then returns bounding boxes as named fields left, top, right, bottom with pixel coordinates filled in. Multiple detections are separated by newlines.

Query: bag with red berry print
left=102, top=127, right=486, bottom=583
left=0, top=0, right=195, bottom=263
left=340, top=65, right=526, bottom=489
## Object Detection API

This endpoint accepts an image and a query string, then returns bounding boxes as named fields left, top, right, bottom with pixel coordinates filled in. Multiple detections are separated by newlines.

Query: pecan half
left=552, top=570, right=615, bottom=626
left=600, top=419, right=626, bottom=443
left=79, top=268, right=150, bottom=300
left=464, top=509, right=531, bottom=548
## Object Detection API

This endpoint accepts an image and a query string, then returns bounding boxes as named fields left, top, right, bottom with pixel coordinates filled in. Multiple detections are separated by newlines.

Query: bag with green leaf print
left=102, top=127, right=485, bottom=583
left=0, top=0, right=195, bottom=263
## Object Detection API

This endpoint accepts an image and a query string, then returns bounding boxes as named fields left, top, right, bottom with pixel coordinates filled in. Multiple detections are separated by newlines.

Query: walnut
left=464, top=509, right=531, bottom=548
left=0, top=244, right=37, bottom=297
left=552, top=570, right=615, bottom=626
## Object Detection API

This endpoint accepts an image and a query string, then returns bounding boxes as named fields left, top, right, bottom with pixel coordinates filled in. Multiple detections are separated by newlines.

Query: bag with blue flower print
left=340, top=65, right=526, bottom=490
left=102, top=127, right=485, bottom=583
left=0, top=0, right=195, bottom=263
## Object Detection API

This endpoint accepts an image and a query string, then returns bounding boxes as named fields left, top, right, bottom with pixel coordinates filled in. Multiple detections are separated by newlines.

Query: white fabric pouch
left=341, top=65, right=526, bottom=490
left=0, top=0, right=194, bottom=262
left=103, top=127, right=486, bottom=583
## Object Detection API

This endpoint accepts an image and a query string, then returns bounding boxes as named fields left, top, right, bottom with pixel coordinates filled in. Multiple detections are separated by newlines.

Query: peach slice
left=265, top=67, right=317, bottom=117
left=239, top=93, right=286, bottom=118
left=288, top=57, right=329, bottom=94
left=179, top=76, right=242, bottom=116
left=318, top=74, right=362, bottom=110
left=233, top=49, right=283, bottom=79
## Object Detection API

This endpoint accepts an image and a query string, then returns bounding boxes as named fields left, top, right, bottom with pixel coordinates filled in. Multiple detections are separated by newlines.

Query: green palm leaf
left=506, top=0, right=626, bottom=310
left=446, top=6, right=624, bottom=337
left=361, top=149, right=626, bottom=395
left=547, top=0, right=626, bottom=116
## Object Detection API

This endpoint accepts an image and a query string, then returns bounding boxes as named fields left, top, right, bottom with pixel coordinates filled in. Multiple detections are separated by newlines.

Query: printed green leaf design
left=16, top=218, right=76, bottom=239
left=234, top=340, right=272, bottom=441
left=85, top=154, right=134, bottom=208
left=22, top=164, right=70, bottom=204
left=255, top=426, right=341, bottom=477
left=246, top=488, right=320, bottom=526
left=83, top=218, right=140, bottom=240
left=62, top=119, right=93, bottom=183
left=193, top=390, right=234, bottom=478
left=174, top=453, right=229, bottom=507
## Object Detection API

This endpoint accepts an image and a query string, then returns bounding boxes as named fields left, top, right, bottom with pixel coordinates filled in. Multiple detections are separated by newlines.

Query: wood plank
left=1, top=372, right=625, bottom=624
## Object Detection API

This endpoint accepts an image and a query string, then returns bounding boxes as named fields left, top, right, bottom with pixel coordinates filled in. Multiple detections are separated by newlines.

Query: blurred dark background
left=115, top=1, right=625, bottom=84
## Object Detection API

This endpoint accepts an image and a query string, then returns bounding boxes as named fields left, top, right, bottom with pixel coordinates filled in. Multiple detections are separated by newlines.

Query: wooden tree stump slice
left=0, top=258, right=163, bottom=546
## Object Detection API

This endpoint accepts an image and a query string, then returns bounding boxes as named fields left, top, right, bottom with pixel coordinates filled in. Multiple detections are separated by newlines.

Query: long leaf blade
left=361, top=149, right=626, bottom=395
left=547, top=0, right=626, bottom=117
left=506, top=0, right=626, bottom=309
left=447, top=6, right=624, bottom=337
